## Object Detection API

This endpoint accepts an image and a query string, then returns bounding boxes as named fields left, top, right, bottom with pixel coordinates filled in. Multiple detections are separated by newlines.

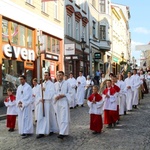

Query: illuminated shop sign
left=3, top=44, right=35, bottom=61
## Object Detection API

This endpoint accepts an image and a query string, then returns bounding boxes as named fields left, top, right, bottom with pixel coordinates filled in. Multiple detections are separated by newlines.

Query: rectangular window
left=54, top=0, right=58, bottom=19
left=19, top=25, right=26, bottom=47
left=100, top=0, right=105, bottom=13
left=92, top=21, right=96, bottom=37
left=41, top=2, right=47, bottom=13
left=2, top=19, right=8, bottom=42
left=92, top=0, right=96, bottom=8
left=11, top=22, right=18, bottom=45
left=76, top=22, right=80, bottom=41
left=67, top=16, right=72, bottom=37
left=26, top=0, right=33, bottom=5
left=82, top=26, right=86, bottom=42
left=100, top=25, right=106, bottom=40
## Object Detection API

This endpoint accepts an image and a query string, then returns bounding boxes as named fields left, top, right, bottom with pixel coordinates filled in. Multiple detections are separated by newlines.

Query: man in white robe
left=124, top=71, right=134, bottom=111
left=67, top=73, right=77, bottom=109
left=76, top=71, right=86, bottom=107
left=117, top=75, right=126, bottom=115
left=131, top=69, right=141, bottom=108
left=16, top=75, right=33, bottom=139
left=53, top=71, right=71, bottom=139
left=32, top=78, right=40, bottom=122
left=36, top=72, right=58, bottom=138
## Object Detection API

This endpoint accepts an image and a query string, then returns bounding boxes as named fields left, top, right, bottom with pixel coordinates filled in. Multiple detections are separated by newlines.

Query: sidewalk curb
left=0, top=115, right=6, bottom=121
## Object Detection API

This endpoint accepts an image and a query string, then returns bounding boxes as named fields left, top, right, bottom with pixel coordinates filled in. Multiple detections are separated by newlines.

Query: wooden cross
left=36, top=40, right=43, bottom=57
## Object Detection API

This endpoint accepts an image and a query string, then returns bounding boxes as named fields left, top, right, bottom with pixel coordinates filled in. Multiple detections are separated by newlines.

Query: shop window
left=2, top=59, right=24, bottom=94
left=56, top=40, right=60, bottom=54
left=19, top=25, right=26, bottom=47
left=47, top=36, right=51, bottom=52
left=52, top=38, right=55, bottom=53
left=27, top=28, right=33, bottom=48
left=11, top=22, right=18, bottom=45
left=2, top=19, right=8, bottom=42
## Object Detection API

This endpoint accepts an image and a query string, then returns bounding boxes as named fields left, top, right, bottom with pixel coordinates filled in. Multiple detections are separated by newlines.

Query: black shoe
left=113, top=122, right=116, bottom=127
left=134, top=105, right=137, bottom=109
left=124, top=111, right=126, bottom=115
left=116, top=120, right=119, bottom=124
left=36, top=134, right=44, bottom=139
left=9, top=128, right=14, bottom=132
left=81, top=104, right=84, bottom=107
left=8, top=129, right=11, bottom=132
left=22, top=134, right=29, bottom=139
left=92, top=131, right=101, bottom=134
left=21, top=134, right=26, bottom=136
left=70, top=107, right=73, bottom=109
left=49, top=132, right=54, bottom=136
left=76, top=104, right=79, bottom=107
left=57, top=134, right=65, bottom=139
left=107, top=124, right=112, bottom=128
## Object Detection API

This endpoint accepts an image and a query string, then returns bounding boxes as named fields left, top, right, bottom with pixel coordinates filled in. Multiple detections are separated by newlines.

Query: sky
left=111, top=0, right=150, bottom=65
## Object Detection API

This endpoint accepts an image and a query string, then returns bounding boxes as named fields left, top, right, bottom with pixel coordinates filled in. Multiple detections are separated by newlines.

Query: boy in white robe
left=117, top=74, right=126, bottom=115
left=67, top=73, right=77, bottom=109
left=124, top=71, right=134, bottom=111
left=16, top=75, right=33, bottom=139
left=32, top=78, right=40, bottom=122
left=76, top=71, right=86, bottom=107
left=131, top=69, right=141, bottom=108
left=36, top=72, right=58, bottom=139
left=53, top=71, right=72, bottom=139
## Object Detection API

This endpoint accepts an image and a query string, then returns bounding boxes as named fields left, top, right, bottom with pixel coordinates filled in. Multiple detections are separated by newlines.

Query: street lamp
left=80, top=37, right=86, bottom=76
left=121, top=52, right=124, bottom=59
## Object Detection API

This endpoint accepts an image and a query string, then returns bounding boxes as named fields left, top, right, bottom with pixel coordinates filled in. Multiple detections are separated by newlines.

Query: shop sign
left=113, top=57, right=118, bottom=63
left=94, top=53, right=101, bottom=59
left=65, top=44, right=75, bottom=55
left=50, top=62, right=55, bottom=79
left=3, top=44, right=35, bottom=61
left=45, top=53, right=59, bottom=61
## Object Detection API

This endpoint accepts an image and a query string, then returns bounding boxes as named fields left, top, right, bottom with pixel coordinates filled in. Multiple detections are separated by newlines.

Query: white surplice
left=4, top=98, right=17, bottom=115
left=124, top=77, right=134, bottom=110
left=103, top=88, right=117, bottom=111
left=32, top=84, right=40, bottom=121
left=36, top=80, right=58, bottom=135
left=76, top=75, right=86, bottom=105
left=87, top=100, right=104, bottom=115
left=53, top=80, right=71, bottom=135
left=131, top=74, right=141, bottom=105
left=16, top=82, right=33, bottom=134
left=67, top=77, right=77, bottom=108
left=117, top=80, right=126, bottom=115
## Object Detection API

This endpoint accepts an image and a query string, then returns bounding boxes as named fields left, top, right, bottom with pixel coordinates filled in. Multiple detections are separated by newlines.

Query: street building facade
left=0, top=0, right=64, bottom=99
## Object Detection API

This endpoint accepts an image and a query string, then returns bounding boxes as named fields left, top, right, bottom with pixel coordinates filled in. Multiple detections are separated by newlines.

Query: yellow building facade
left=0, top=0, right=64, bottom=97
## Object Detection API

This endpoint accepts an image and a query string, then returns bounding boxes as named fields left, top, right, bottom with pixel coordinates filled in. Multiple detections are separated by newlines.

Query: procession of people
left=4, top=68, right=150, bottom=139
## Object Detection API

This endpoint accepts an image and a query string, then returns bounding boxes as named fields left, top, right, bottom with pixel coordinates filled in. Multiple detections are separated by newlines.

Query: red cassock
left=112, top=84, right=120, bottom=121
left=88, top=93, right=103, bottom=132
left=103, top=87, right=118, bottom=125
left=5, top=95, right=17, bottom=129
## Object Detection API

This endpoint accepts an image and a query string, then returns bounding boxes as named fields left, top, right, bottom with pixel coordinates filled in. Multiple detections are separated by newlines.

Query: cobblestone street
left=0, top=94, right=150, bottom=150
